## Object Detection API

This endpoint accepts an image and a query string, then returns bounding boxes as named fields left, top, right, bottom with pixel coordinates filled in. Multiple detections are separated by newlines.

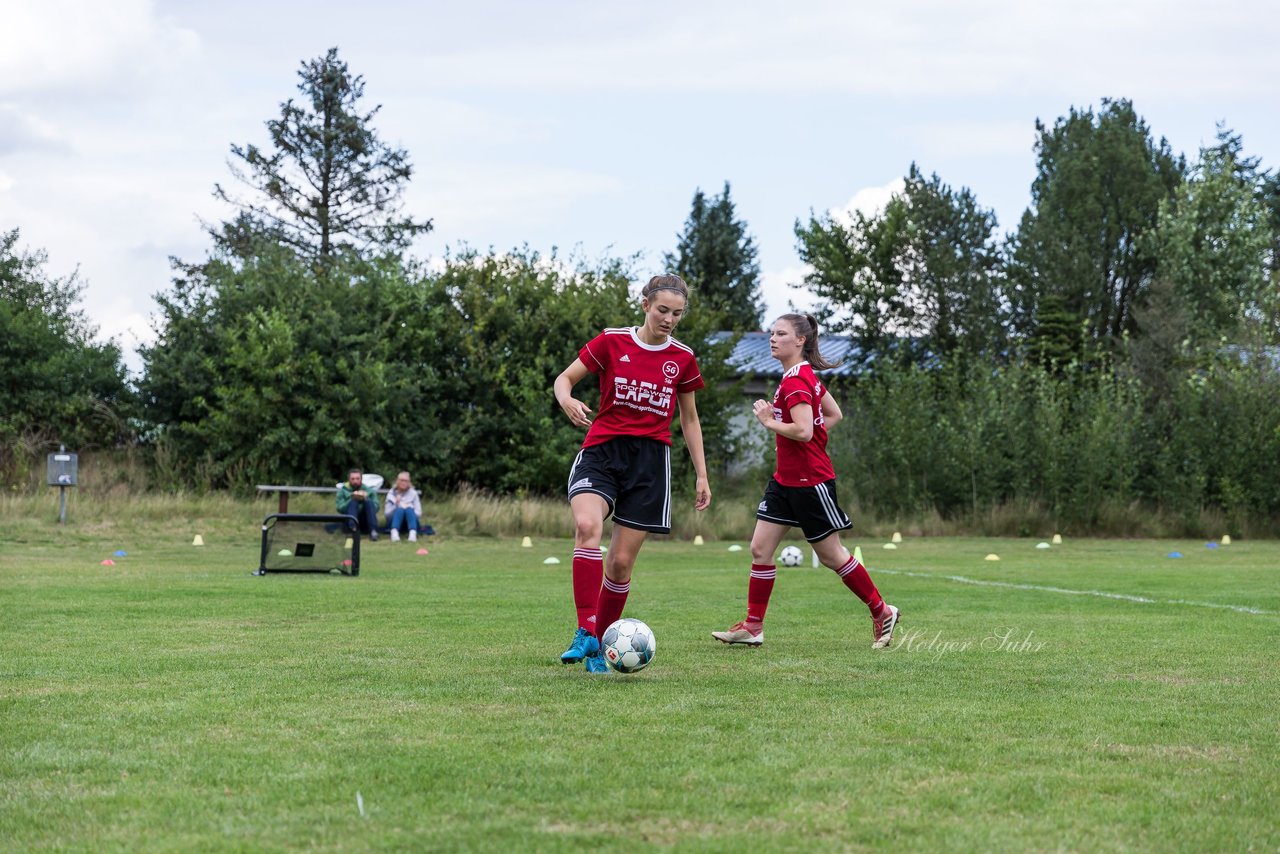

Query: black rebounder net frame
left=256, top=514, right=361, bottom=576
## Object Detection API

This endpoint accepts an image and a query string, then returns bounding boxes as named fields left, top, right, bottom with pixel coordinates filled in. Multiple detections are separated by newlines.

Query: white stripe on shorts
left=815, top=481, right=848, bottom=530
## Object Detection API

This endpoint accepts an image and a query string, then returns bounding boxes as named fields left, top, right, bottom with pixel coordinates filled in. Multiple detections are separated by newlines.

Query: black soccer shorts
left=567, top=436, right=672, bottom=534
left=756, top=477, right=853, bottom=543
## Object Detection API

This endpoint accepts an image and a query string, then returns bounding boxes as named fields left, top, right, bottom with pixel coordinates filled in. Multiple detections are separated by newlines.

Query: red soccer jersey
left=771, top=361, right=836, bottom=486
left=578, top=327, right=704, bottom=448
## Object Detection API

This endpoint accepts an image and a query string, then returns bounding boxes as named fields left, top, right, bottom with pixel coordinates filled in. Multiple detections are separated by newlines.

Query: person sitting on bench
left=383, top=471, right=423, bottom=543
left=336, top=468, right=379, bottom=541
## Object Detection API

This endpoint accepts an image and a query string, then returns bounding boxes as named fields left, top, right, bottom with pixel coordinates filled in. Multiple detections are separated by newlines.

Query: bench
left=256, top=481, right=434, bottom=536
left=256, top=485, right=343, bottom=514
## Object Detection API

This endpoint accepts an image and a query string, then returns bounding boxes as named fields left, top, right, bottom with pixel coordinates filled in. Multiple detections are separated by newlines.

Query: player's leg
left=711, top=519, right=787, bottom=646
left=583, top=523, right=648, bottom=673
left=585, top=439, right=665, bottom=672
left=812, top=530, right=899, bottom=649
left=561, top=492, right=609, bottom=663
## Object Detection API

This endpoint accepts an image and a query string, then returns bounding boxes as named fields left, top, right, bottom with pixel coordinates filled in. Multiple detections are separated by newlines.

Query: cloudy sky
left=3, top=0, right=1278, bottom=372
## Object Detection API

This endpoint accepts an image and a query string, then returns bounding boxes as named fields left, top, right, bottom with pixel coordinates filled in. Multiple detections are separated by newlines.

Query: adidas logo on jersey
left=619, top=354, right=631, bottom=362
left=570, top=478, right=593, bottom=491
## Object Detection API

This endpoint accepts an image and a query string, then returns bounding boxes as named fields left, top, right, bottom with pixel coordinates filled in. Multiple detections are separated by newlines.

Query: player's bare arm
left=677, top=391, right=711, bottom=511
left=753, top=399, right=815, bottom=442
left=820, top=391, right=842, bottom=430
left=554, top=358, right=593, bottom=428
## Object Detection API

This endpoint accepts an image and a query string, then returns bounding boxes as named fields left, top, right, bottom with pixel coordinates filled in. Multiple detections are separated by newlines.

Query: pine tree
left=664, top=182, right=764, bottom=331
left=214, top=47, right=431, bottom=268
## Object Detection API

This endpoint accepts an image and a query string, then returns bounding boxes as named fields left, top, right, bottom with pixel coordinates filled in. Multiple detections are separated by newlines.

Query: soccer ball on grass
left=778, top=545, right=805, bottom=567
left=601, top=618, right=656, bottom=673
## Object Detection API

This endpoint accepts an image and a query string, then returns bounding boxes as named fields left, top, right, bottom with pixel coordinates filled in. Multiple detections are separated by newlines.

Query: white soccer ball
left=601, top=618, right=656, bottom=674
left=778, top=545, right=804, bottom=567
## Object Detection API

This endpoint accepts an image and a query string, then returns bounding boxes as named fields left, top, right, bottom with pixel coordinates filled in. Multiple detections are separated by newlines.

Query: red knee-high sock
left=746, top=563, right=776, bottom=623
left=833, top=555, right=885, bottom=615
left=571, top=547, right=604, bottom=632
left=593, top=576, right=630, bottom=642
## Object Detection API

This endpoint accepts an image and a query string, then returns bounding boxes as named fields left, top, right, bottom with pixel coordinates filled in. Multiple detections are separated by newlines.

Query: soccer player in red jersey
left=554, top=274, right=712, bottom=672
left=711, top=314, right=900, bottom=650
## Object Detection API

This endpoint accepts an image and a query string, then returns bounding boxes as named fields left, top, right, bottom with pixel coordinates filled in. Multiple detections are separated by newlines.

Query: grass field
left=3, top=523, right=1279, bottom=851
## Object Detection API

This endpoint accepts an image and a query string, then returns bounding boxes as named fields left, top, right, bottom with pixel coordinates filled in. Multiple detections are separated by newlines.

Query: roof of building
left=726, top=331, right=863, bottom=378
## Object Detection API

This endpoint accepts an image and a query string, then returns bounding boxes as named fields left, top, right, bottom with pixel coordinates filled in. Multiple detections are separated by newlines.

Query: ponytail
left=778, top=313, right=840, bottom=370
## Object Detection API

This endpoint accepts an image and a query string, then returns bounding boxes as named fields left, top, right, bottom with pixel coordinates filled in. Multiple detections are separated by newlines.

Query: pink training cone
left=416, top=548, right=429, bottom=555
left=100, top=559, right=115, bottom=566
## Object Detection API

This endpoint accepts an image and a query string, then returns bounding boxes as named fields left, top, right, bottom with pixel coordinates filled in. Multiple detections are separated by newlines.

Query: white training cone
left=1221, top=534, right=1232, bottom=545
left=542, top=556, right=561, bottom=565
left=985, top=554, right=1000, bottom=561
left=277, top=549, right=292, bottom=557
left=883, top=543, right=897, bottom=550
left=891, top=531, right=902, bottom=543
left=693, top=535, right=704, bottom=546
left=1052, top=533, right=1063, bottom=545
left=1036, top=542, right=1051, bottom=550
left=521, top=536, right=532, bottom=548
left=192, top=534, right=204, bottom=547
left=853, top=546, right=863, bottom=564
left=727, top=544, right=744, bottom=552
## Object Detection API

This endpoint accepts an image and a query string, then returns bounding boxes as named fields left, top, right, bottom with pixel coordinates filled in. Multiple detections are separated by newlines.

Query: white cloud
left=0, top=105, right=70, bottom=155
left=830, top=178, right=905, bottom=227
left=760, top=265, right=818, bottom=325
left=395, top=1, right=1280, bottom=99
left=0, top=171, right=13, bottom=192
left=0, top=0, right=201, bottom=98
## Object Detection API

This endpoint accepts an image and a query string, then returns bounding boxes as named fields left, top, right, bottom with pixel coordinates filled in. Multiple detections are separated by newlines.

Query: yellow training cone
left=985, top=553, right=1000, bottom=561
left=891, top=531, right=902, bottom=543
left=1221, top=534, right=1232, bottom=545
left=521, top=536, right=532, bottom=548
left=192, top=534, right=204, bottom=547
left=693, top=535, right=704, bottom=546
left=1052, top=533, right=1063, bottom=545
left=853, top=546, right=863, bottom=563
left=344, top=538, right=353, bottom=549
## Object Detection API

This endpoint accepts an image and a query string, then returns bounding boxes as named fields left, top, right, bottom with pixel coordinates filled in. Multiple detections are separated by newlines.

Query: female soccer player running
left=712, top=314, right=900, bottom=650
left=554, top=274, right=712, bottom=673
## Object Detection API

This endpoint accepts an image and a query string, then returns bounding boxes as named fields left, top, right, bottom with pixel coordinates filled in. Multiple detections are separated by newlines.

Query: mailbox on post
left=47, top=446, right=78, bottom=523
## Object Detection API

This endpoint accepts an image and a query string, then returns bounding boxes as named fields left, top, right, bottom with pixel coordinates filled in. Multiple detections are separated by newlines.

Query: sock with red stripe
left=833, top=554, right=885, bottom=616
left=593, top=576, right=630, bottom=642
left=746, top=563, right=776, bottom=624
left=571, top=547, right=604, bottom=632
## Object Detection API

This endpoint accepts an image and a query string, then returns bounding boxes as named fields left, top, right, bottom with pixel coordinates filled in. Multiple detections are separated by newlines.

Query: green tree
left=139, top=245, right=405, bottom=488
left=1006, top=99, right=1185, bottom=345
left=794, top=193, right=910, bottom=362
left=1145, top=133, right=1272, bottom=345
left=664, top=182, right=765, bottom=331
left=214, top=47, right=431, bottom=269
left=0, top=229, right=131, bottom=481
left=425, top=248, right=637, bottom=492
left=794, top=164, right=1004, bottom=363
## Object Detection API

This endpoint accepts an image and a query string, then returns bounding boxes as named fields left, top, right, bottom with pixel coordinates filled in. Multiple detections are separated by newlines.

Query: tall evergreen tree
left=664, top=182, right=764, bottom=331
left=214, top=47, right=431, bottom=268
left=1006, top=99, right=1185, bottom=345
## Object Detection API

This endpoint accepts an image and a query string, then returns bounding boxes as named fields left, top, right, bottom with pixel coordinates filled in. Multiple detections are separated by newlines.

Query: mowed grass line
left=2, top=534, right=1278, bottom=851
